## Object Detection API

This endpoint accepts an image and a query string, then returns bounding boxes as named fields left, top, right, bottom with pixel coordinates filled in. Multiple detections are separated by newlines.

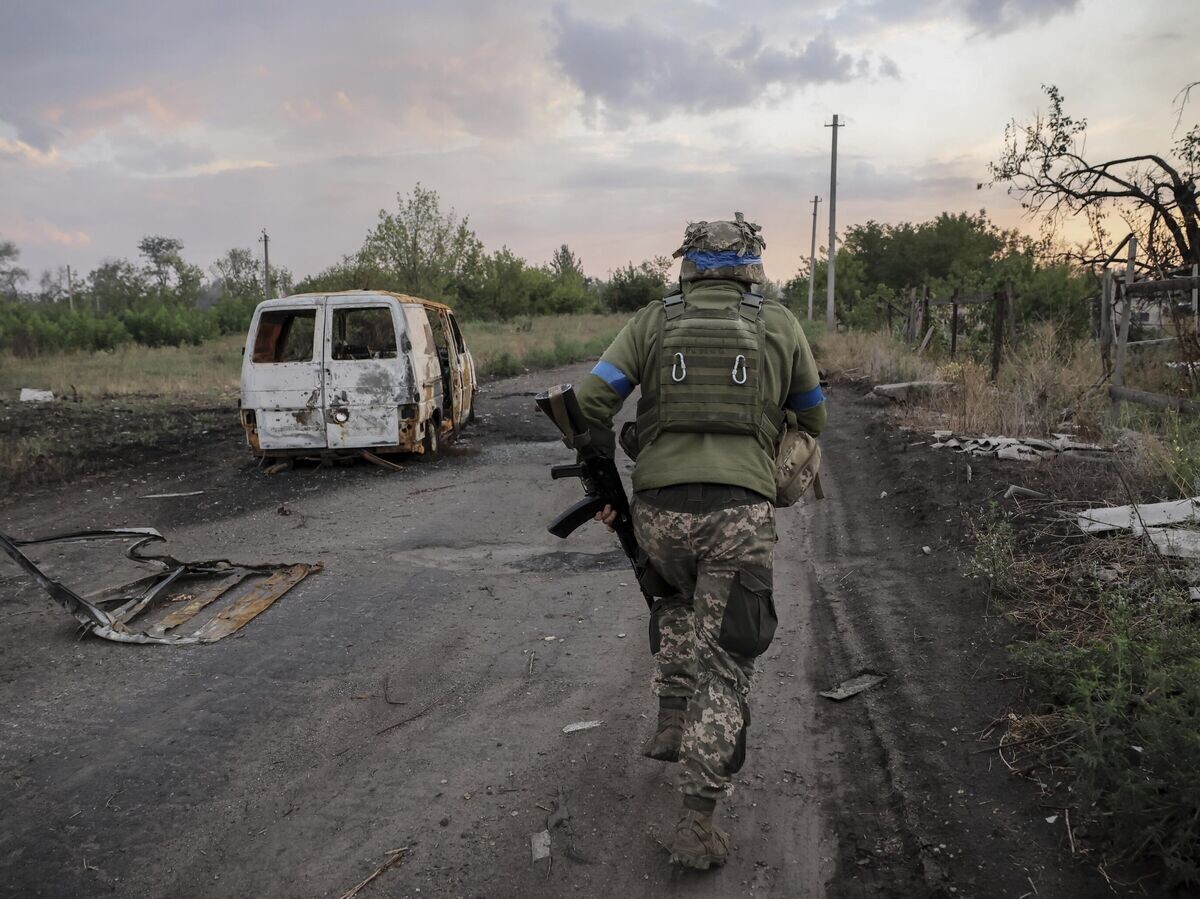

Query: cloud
left=963, top=0, right=1081, bottom=35
left=0, top=136, right=60, bottom=166
left=551, top=9, right=877, bottom=124
left=2, top=217, right=91, bottom=248
left=826, top=0, right=1082, bottom=37
left=179, top=159, right=276, bottom=177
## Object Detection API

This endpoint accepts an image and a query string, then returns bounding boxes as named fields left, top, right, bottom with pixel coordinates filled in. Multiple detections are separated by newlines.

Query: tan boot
left=669, top=801, right=729, bottom=870
left=642, top=698, right=687, bottom=762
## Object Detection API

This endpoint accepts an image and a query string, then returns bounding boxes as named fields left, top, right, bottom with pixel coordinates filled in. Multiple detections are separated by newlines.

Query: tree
left=604, top=258, right=670, bottom=312
left=550, top=244, right=584, bottom=280
left=138, top=235, right=185, bottom=290
left=86, top=259, right=149, bottom=314
left=0, top=239, right=28, bottom=299
left=210, top=247, right=262, bottom=299
left=361, top=183, right=485, bottom=300
left=990, top=84, right=1200, bottom=271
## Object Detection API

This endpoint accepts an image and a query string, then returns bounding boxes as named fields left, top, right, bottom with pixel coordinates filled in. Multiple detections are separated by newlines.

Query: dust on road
left=0, top=363, right=1110, bottom=897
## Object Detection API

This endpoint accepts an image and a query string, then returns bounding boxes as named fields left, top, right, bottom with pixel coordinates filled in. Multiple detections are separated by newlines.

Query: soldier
left=574, top=214, right=826, bottom=870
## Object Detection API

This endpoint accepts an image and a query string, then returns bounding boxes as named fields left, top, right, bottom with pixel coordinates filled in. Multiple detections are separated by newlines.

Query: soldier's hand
left=594, top=504, right=617, bottom=531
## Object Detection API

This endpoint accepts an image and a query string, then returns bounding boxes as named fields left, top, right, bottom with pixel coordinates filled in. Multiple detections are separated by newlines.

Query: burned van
left=239, top=291, right=475, bottom=459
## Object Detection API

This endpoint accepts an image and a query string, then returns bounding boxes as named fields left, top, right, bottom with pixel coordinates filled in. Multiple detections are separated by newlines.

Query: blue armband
left=591, top=360, right=634, bottom=400
left=786, top=385, right=825, bottom=411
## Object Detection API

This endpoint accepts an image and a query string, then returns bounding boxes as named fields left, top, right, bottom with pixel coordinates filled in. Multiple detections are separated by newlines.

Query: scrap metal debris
left=1145, top=528, right=1200, bottom=560
left=870, top=381, right=952, bottom=403
left=562, top=720, right=603, bottom=734
left=140, top=490, right=205, bottom=499
left=530, top=830, right=552, bottom=862
left=819, top=671, right=887, bottom=701
left=1004, top=485, right=1047, bottom=500
left=931, top=431, right=1111, bottom=462
left=18, top=388, right=54, bottom=402
left=0, top=527, right=320, bottom=645
left=1077, top=497, right=1200, bottom=535
left=1076, top=497, right=1200, bottom=560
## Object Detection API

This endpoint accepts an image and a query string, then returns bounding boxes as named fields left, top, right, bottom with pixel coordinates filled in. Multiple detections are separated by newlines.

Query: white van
left=239, top=291, right=476, bottom=459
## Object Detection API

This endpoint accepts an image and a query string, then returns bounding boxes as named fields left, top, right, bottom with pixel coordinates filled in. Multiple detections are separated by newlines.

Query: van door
left=323, top=301, right=403, bottom=448
left=446, top=311, right=475, bottom=424
left=401, top=304, right=442, bottom=427
left=428, top=309, right=468, bottom=429
left=242, top=302, right=327, bottom=450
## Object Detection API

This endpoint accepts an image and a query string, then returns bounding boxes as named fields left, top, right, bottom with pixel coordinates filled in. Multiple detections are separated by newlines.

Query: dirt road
left=0, top=363, right=1115, bottom=897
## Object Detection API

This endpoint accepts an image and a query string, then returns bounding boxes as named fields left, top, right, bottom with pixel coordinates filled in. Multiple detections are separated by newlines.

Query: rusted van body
left=239, top=291, right=475, bottom=458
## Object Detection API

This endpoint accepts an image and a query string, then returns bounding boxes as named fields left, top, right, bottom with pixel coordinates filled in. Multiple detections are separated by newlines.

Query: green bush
left=973, top=506, right=1200, bottom=886
left=121, top=305, right=218, bottom=347
left=1016, top=592, right=1200, bottom=885
left=0, top=305, right=133, bottom=355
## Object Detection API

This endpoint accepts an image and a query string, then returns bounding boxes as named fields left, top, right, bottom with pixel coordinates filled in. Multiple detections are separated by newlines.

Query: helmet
left=673, top=212, right=766, bottom=285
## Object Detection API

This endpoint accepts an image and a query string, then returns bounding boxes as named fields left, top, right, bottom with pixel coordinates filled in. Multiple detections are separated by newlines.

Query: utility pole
left=824, top=114, right=845, bottom=330
left=259, top=228, right=272, bottom=301
left=806, top=195, right=821, bottom=321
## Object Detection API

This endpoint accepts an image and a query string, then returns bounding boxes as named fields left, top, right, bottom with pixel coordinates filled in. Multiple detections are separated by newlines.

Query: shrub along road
left=0, top=363, right=1130, bottom=897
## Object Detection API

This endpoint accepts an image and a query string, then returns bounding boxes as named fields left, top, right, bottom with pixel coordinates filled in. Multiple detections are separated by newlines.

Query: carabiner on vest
left=732, top=354, right=747, bottom=385
left=671, top=352, right=687, bottom=382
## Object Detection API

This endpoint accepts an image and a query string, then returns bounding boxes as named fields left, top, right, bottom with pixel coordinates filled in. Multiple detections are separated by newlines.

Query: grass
left=0, top=336, right=246, bottom=399
left=0, top=313, right=627, bottom=400
left=969, top=504, right=1200, bottom=885
left=812, top=328, right=937, bottom=384
left=461, top=314, right=626, bottom=377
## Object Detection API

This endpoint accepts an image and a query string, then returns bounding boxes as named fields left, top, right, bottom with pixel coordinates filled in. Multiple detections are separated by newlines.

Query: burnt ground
left=0, top=363, right=1162, bottom=898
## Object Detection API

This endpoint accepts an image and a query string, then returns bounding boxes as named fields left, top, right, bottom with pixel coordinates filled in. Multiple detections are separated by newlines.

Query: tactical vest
left=635, top=290, right=783, bottom=451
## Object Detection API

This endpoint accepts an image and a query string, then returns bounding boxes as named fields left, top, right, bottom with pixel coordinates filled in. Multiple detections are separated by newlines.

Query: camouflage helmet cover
left=673, top=212, right=766, bottom=284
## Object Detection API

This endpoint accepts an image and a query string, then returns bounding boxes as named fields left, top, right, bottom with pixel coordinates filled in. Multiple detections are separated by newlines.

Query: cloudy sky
left=1, top=0, right=1196, bottom=284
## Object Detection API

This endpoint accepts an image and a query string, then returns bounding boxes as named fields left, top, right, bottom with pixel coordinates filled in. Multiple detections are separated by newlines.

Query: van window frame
left=329, top=304, right=400, bottom=362
left=446, top=312, right=467, bottom=354
left=251, top=307, right=319, bottom=364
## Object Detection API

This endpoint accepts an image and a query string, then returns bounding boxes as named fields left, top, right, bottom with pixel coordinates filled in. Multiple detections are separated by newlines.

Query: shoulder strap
left=663, top=290, right=686, bottom=321
left=739, top=291, right=764, bottom=322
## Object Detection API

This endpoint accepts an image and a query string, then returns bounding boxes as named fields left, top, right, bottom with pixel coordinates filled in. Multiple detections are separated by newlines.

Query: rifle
left=534, top=383, right=664, bottom=610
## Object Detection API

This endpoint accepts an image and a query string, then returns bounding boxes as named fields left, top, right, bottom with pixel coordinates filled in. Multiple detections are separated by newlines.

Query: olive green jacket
left=576, top=279, right=826, bottom=500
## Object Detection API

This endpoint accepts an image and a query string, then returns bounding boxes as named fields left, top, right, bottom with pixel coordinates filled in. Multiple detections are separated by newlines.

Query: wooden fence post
left=1111, top=239, right=1137, bottom=421
left=921, top=284, right=929, bottom=342
left=1099, top=268, right=1112, bottom=371
left=1005, top=281, right=1016, bottom=348
left=990, top=288, right=1006, bottom=380
left=1193, top=262, right=1198, bottom=333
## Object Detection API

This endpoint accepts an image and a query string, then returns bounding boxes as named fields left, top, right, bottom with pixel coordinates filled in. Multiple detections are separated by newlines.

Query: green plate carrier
left=635, top=289, right=783, bottom=451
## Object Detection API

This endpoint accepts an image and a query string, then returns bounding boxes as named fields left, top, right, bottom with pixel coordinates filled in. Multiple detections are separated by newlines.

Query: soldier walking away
left=572, top=214, right=826, bottom=870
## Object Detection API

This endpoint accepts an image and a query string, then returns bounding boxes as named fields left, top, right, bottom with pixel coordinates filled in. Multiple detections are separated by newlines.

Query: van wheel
left=422, top=421, right=440, bottom=459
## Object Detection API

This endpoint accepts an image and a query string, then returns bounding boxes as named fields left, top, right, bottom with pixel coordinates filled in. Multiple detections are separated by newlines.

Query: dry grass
left=0, top=314, right=628, bottom=400
left=0, top=335, right=246, bottom=399
left=906, top=325, right=1107, bottom=437
left=461, top=314, right=626, bottom=376
left=815, top=330, right=936, bottom=384
left=819, top=324, right=1107, bottom=437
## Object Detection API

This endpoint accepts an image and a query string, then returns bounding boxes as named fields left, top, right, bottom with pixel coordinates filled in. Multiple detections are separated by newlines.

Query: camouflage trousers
left=631, top=494, right=777, bottom=803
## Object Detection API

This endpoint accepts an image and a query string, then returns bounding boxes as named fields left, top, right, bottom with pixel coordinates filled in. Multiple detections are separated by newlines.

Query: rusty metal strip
left=110, top=567, right=188, bottom=625
left=191, top=563, right=320, bottom=643
left=0, top=528, right=320, bottom=646
left=145, top=572, right=248, bottom=638
left=361, top=450, right=405, bottom=471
